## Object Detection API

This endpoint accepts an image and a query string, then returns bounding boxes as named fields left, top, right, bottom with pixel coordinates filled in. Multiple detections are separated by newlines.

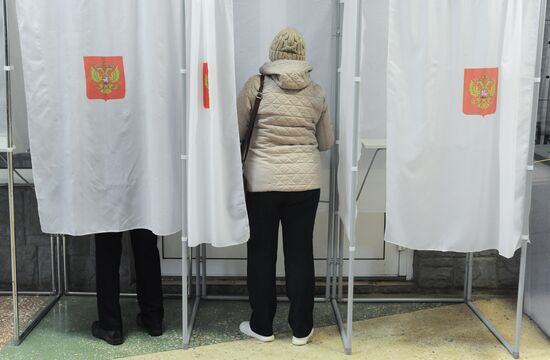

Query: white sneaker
left=292, top=328, right=314, bottom=346
left=239, top=321, right=275, bottom=342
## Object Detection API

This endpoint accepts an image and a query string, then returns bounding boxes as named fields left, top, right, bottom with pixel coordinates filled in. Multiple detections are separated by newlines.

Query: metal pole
left=202, top=295, right=328, bottom=302
left=467, top=300, right=517, bottom=356
left=332, top=219, right=340, bottom=300
left=50, top=235, right=56, bottom=293
left=345, top=297, right=464, bottom=303
left=465, top=253, right=473, bottom=302
left=181, top=0, right=190, bottom=348
left=181, top=241, right=189, bottom=348
left=327, top=0, right=344, bottom=302
left=331, top=297, right=348, bottom=350
left=2, top=0, right=19, bottom=344
left=195, top=245, right=201, bottom=297
left=512, top=241, right=528, bottom=358
left=62, top=235, right=68, bottom=294
left=188, top=245, right=193, bottom=296
left=56, top=235, right=62, bottom=294
left=338, top=224, right=344, bottom=300
left=511, top=0, right=548, bottom=356
left=344, top=247, right=355, bottom=355
left=15, top=294, right=61, bottom=344
left=330, top=221, right=340, bottom=299
left=0, top=291, right=56, bottom=296
left=201, top=243, right=207, bottom=297
left=341, top=0, right=363, bottom=354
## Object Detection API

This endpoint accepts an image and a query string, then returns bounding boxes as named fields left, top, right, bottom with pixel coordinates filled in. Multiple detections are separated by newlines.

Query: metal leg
left=184, top=295, right=200, bottom=347
left=338, top=223, right=344, bottom=301
left=512, top=240, right=529, bottom=358
left=14, top=295, right=62, bottom=345
left=50, top=235, right=56, bottom=294
left=182, top=239, right=189, bottom=349
left=465, top=253, right=473, bottom=302
left=331, top=297, right=348, bottom=352
left=201, top=244, right=207, bottom=297
left=344, top=246, right=355, bottom=355
left=331, top=218, right=340, bottom=300
left=7, top=147, right=19, bottom=344
left=195, top=246, right=201, bottom=298
left=188, top=246, right=193, bottom=297
left=2, top=0, right=19, bottom=344
left=56, top=235, right=63, bottom=294
left=465, top=242, right=529, bottom=359
left=62, top=235, right=68, bottom=294
left=326, top=196, right=335, bottom=301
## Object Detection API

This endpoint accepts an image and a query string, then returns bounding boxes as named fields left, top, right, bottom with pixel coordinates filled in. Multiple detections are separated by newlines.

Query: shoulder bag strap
left=241, top=74, right=265, bottom=164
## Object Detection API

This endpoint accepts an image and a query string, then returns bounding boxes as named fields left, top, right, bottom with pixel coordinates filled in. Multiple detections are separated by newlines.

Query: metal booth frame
left=179, top=0, right=346, bottom=349
left=1, top=0, right=64, bottom=345
left=327, top=0, right=548, bottom=357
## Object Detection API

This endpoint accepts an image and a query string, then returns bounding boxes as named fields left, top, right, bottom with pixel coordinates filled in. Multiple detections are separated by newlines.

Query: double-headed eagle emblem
left=90, top=64, right=121, bottom=95
left=468, top=75, right=497, bottom=110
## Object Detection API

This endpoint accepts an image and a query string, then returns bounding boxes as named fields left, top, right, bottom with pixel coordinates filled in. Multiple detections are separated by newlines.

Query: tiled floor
left=126, top=298, right=550, bottom=360
left=0, top=295, right=447, bottom=359
left=0, top=296, right=50, bottom=349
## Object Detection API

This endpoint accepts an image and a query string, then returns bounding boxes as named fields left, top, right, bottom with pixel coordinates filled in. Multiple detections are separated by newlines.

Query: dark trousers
left=246, top=189, right=320, bottom=338
left=95, top=229, right=164, bottom=332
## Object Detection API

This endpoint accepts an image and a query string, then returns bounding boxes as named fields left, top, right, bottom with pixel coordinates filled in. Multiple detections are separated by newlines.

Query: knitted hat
left=269, top=28, right=306, bottom=61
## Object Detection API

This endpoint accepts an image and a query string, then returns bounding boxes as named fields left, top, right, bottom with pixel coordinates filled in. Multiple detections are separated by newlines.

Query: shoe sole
left=239, top=323, right=274, bottom=342
left=92, top=332, right=124, bottom=346
left=292, top=329, right=314, bottom=346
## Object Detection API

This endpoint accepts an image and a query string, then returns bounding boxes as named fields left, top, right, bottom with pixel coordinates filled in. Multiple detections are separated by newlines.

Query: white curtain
left=385, top=0, right=541, bottom=257
left=16, top=0, right=183, bottom=235
left=186, top=0, right=249, bottom=247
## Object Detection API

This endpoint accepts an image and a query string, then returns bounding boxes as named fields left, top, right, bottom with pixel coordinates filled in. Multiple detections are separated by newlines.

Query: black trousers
left=246, top=189, right=320, bottom=338
left=95, top=229, right=164, bottom=332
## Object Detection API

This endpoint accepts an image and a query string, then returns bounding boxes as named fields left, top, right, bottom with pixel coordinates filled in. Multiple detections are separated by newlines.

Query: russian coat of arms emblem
left=84, top=56, right=126, bottom=101
left=463, top=68, right=498, bottom=116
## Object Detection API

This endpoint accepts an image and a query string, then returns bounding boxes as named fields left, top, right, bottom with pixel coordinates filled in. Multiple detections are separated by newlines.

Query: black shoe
left=137, top=313, right=163, bottom=337
left=91, top=321, right=124, bottom=346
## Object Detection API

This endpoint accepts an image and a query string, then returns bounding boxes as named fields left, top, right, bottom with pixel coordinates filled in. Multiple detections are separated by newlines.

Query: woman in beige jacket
left=237, top=28, right=334, bottom=345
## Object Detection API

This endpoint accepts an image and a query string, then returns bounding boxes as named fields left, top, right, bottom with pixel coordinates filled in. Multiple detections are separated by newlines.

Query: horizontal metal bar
left=0, top=291, right=56, bottom=296
left=183, top=296, right=201, bottom=349
left=65, top=291, right=138, bottom=297
left=64, top=291, right=182, bottom=299
left=201, top=295, right=328, bottom=303
left=337, top=297, right=465, bottom=304
left=467, top=301, right=517, bottom=358
left=330, top=298, right=351, bottom=355
left=13, top=294, right=61, bottom=346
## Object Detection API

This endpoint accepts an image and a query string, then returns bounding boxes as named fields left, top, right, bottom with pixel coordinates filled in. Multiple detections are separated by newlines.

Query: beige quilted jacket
left=237, top=60, right=334, bottom=192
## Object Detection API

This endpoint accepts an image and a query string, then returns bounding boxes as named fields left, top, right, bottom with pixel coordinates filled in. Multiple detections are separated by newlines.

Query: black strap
left=241, top=75, right=265, bottom=164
